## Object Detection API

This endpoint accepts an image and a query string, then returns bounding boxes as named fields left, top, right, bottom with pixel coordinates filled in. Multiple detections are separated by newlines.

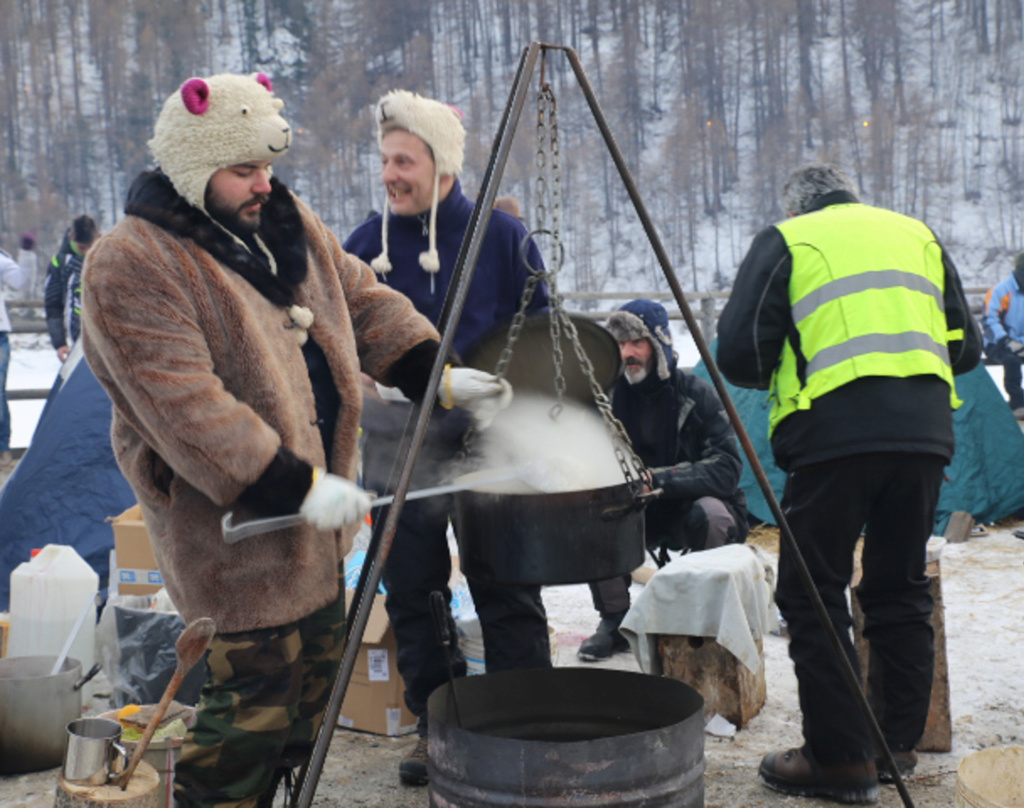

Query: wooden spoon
left=117, top=617, right=216, bottom=790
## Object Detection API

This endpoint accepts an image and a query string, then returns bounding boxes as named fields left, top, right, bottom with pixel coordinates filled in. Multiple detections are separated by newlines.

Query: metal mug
left=63, top=717, right=130, bottom=786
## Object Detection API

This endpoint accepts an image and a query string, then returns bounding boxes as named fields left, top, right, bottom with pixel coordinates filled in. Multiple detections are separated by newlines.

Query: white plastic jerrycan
left=9, top=544, right=100, bottom=699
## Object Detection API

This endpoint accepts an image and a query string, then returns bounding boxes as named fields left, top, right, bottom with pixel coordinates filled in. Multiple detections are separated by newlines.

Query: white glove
left=439, top=367, right=513, bottom=429
left=299, top=470, right=374, bottom=531
left=1007, top=339, right=1024, bottom=359
left=375, top=382, right=411, bottom=403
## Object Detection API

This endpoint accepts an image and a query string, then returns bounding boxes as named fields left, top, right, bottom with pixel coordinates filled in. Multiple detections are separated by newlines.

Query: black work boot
left=759, top=746, right=878, bottom=804
left=398, top=735, right=429, bottom=786
left=577, top=611, right=630, bottom=662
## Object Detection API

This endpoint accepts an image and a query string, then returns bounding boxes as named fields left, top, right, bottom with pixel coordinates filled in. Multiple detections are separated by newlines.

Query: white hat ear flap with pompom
left=370, top=190, right=393, bottom=275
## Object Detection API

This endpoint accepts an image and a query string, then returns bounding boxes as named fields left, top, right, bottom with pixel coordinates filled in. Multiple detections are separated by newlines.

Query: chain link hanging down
left=539, top=82, right=646, bottom=486
left=483, top=76, right=647, bottom=489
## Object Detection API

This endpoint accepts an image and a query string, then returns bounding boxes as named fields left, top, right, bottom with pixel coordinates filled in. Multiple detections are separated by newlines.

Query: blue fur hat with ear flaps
left=605, top=299, right=677, bottom=381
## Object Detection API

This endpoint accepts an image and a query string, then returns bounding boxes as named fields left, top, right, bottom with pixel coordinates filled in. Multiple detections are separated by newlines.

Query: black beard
left=126, top=170, right=309, bottom=306
left=205, top=192, right=267, bottom=239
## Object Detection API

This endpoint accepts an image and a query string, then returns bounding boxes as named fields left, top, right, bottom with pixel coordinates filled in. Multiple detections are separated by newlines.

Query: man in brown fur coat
left=81, top=72, right=510, bottom=808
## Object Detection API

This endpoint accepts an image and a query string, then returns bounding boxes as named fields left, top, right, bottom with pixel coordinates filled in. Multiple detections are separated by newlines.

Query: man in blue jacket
left=982, top=252, right=1024, bottom=418
left=578, top=299, right=749, bottom=661
left=344, top=89, right=552, bottom=787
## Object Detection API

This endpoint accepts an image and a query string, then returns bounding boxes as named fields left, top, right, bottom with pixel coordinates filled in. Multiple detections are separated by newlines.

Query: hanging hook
left=520, top=229, right=564, bottom=276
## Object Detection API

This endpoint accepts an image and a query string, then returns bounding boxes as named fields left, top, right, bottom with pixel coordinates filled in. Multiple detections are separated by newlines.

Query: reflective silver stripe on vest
left=806, top=332, right=950, bottom=377
left=791, top=270, right=944, bottom=324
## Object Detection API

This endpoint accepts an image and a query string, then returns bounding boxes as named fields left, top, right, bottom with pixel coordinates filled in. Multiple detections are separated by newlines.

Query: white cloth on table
left=619, top=544, right=774, bottom=675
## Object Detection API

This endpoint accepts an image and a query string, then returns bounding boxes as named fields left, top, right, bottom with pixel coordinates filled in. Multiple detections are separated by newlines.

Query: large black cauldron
left=428, top=667, right=705, bottom=807
left=452, top=480, right=646, bottom=585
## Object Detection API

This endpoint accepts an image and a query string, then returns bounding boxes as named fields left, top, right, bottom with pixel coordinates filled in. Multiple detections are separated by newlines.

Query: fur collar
left=124, top=170, right=308, bottom=306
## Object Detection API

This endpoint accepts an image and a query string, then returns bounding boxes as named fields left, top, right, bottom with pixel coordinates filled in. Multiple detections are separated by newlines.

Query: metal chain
left=536, top=83, right=644, bottom=485
left=548, top=86, right=562, bottom=274
left=487, top=85, right=557, bottom=385
left=538, top=85, right=569, bottom=417
left=473, top=77, right=646, bottom=488
left=556, top=306, right=646, bottom=484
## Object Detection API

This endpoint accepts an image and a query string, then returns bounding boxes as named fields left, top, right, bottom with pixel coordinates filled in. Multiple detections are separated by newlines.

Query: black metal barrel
left=427, top=667, right=705, bottom=807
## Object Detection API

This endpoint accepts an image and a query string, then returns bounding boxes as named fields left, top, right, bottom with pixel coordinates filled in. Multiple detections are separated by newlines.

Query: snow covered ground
left=5, top=335, right=61, bottom=449
left=3, top=526, right=1023, bottom=808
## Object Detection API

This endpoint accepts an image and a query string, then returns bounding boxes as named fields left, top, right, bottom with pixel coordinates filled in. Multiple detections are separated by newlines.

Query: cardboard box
left=112, top=505, right=165, bottom=596
left=338, top=589, right=418, bottom=737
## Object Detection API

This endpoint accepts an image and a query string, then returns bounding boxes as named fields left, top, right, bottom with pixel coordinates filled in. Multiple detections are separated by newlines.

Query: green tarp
left=693, top=358, right=1024, bottom=532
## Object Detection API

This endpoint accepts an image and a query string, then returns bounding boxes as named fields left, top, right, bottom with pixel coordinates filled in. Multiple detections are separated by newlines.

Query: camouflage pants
left=174, top=584, right=346, bottom=808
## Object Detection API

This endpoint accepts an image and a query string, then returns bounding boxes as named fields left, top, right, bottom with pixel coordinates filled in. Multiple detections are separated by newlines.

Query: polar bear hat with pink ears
left=148, top=72, right=292, bottom=214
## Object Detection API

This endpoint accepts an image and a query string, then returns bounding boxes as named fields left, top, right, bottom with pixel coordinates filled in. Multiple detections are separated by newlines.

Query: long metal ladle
left=221, top=470, right=523, bottom=544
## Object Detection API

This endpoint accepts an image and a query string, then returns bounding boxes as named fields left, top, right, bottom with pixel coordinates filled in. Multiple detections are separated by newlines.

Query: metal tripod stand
left=293, top=41, right=917, bottom=808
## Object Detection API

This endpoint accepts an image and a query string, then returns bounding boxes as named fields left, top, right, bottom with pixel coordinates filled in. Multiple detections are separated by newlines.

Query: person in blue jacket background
left=982, top=252, right=1024, bottom=418
left=343, top=89, right=552, bottom=787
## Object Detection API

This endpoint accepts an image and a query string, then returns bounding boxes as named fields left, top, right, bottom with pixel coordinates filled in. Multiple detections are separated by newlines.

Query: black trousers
left=985, top=341, right=1024, bottom=408
left=363, top=404, right=551, bottom=735
left=377, top=494, right=551, bottom=732
left=777, top=452, right=944, bottom=765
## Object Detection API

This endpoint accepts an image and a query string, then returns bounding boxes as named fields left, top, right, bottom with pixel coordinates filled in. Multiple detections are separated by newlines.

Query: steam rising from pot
left=457, top=394, right=624, bottom=493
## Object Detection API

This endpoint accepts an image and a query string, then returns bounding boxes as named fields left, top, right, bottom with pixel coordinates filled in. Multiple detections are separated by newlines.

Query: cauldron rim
left=427, top=667, right=706, bottom=807
left=452, top=477, right=639, bottom=502
left=428, top=667, right=705, bottom=740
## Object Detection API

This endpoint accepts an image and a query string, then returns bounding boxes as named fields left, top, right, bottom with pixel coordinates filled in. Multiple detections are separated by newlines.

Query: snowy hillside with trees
left=2, top=0, right=1023, bottom=294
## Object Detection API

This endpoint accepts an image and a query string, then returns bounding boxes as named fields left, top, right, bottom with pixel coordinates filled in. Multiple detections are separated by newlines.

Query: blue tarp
left=0, top=360, right=135, bottom=610
left=693, top=357, right=1024, bottom=533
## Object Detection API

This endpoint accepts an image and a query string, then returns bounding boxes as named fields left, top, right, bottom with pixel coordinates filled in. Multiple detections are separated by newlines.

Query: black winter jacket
left=716, top=192, right=982, bottom=471
left=612, top=369, right=748, bottom=549
left=45, top=235, right=81, bottom=349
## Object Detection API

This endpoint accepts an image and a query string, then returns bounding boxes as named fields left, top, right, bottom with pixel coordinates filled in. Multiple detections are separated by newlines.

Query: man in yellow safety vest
left=717, top=163, right=981, bottom=804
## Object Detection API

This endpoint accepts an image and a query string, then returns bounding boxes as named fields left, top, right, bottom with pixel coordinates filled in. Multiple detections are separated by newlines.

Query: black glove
left=1001, top=335, right=1024, bottom=359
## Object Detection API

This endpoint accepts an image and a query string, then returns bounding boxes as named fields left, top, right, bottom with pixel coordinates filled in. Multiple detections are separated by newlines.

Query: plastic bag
left=449, top=569, right=485, bottom=675
left=344, top=549, right=387, bottom=595
left=96, top=593, right=208, bottom=708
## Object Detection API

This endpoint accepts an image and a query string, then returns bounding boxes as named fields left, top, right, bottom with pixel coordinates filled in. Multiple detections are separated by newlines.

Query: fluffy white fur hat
left=148, top=72, right=291, bottom=213
left=372, top=90, right=465, bottom=279
left=376, top=90, right=465, bottom=176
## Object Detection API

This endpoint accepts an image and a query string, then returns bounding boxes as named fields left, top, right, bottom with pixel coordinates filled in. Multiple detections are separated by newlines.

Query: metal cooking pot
left=0, top=655, right=100, bottom=774
left=453, top=480, right=649, bottom=585
left=465, top=313, right=622, bottom=405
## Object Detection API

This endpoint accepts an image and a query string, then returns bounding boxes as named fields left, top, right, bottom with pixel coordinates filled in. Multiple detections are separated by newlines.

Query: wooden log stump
left=658, top=635, right=766, bottom=728
left=55, top=760, right=160, bottom=808
left=943, top=510, right=974, bottom=544
left=852, top=556, right=952, bottom=753
left=919, top=557, right=953, bottom=751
